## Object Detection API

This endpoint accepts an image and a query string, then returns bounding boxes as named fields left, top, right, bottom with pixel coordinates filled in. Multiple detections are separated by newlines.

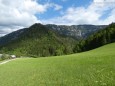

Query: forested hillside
left=0, top=24, right=106, bottom=46
left=0, top=23, right=76, bottom=57
left=0, top=23, right=114, bottom=57
left=74, top=23, right=115, bottom=52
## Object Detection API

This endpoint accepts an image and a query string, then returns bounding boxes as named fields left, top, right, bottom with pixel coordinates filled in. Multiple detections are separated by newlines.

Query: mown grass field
left=0, top=43, right=115, bottom=86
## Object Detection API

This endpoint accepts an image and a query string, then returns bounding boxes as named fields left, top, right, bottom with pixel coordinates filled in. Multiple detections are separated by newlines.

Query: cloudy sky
left=0, top=0, right=115, bottom=36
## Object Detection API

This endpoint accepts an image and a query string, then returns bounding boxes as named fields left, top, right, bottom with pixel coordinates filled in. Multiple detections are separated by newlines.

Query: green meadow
left=0, top=43, right=115, bottom=86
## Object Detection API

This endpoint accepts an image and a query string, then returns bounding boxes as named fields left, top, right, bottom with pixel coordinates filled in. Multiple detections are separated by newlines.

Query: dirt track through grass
left=0, top=59, right=16, bottom=65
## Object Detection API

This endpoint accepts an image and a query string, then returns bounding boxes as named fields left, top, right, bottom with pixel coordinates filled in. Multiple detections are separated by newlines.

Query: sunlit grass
left=0, top=43, right=115, bottom=86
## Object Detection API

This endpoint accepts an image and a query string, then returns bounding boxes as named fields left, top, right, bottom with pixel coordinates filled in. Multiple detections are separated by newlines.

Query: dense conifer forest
left=74, top=23, right=115, bottom=52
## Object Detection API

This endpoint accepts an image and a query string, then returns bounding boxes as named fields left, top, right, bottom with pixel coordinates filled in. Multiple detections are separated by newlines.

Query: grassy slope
left=0, top=43, right=115, bottom=86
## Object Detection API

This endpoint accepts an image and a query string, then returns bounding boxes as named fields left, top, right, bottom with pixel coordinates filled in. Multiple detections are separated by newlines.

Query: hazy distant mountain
left=46, top=24, right=107, bottom=39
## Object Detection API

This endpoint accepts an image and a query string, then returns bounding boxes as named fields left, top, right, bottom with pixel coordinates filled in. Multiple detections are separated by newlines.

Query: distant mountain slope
left=0, top=23, right=108, bottom=57
left=46, top=24, right=107, bottom=39
left=0, top=23, right=77, bottom=57
left=0, top=24, right=106, bottom=46
left=74, top=23, right=115, bottom=52
left=0, top=28, right=26, bottom=46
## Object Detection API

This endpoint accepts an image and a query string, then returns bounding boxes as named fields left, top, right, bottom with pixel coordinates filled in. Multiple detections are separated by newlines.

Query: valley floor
left=0, top=43, right=115, bottom=86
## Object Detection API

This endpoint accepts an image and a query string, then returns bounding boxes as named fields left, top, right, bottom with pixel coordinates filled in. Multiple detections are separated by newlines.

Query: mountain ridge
left=0, top=23, right=107, bottom=46
left=0, top=23, right=77, bottom=57
left=45, top=24, right=107, bottom=39
left=0, top=23, right=110, bottom=57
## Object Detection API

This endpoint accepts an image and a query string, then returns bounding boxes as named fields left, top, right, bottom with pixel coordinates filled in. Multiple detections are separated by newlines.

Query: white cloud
left=0, top=0, right=63, bottom=36
left=0, top=0, right=114, bottom=36
left=0, top=0, right=44, bottom=36
left=42, top=0, right=115, bottom=25
left=53, top=4, right=63, bottom=10
left=0, top=26, right=23, bottom=36
left=94, top=0, right=115, bottom=3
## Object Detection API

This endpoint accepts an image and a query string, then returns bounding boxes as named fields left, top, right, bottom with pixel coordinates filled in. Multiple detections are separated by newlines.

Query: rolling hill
left=0, top=43, right=115, bottom=86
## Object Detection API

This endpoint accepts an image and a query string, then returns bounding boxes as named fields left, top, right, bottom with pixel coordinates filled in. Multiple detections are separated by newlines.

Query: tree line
left=74, top=23, right=115, bottom=53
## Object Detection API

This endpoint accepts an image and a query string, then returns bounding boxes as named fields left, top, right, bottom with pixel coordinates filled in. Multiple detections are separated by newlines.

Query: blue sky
left=37, top=0, right=92, bottom=20
left=0, top=0, right=115, bottom=36
left=35, top=0, right=115, bottom=25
